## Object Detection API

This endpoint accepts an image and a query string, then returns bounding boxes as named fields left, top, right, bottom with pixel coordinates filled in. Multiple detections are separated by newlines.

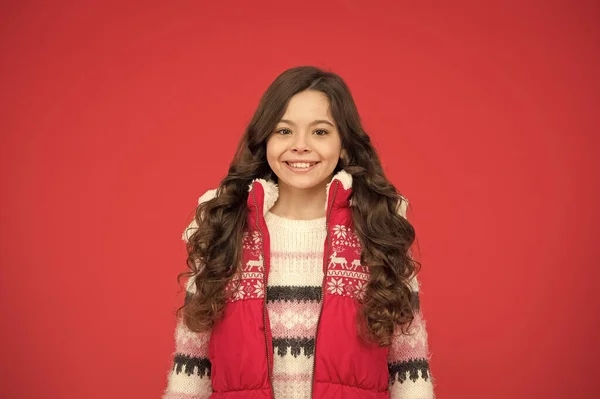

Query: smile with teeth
left=285, top=161, right=319, bottom=169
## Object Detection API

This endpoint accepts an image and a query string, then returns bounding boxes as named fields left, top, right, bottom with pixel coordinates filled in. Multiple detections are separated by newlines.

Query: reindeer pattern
left=325, top=224, right=370, bottom=300
left=244, top=254, right=264, bottom=272
left=225, top=225, right=371, bottom=302
left=224, top=230, right=266, bottom=302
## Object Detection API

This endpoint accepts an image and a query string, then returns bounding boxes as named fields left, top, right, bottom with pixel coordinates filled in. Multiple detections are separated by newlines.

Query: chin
left=279, top=174, right=333, bottom=190
left=286, top=181, right=321, bottom=190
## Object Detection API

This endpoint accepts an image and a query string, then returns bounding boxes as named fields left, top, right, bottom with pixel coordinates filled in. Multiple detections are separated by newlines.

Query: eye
left=276, top=128, right=292, bottom=135
left=314, top=129, right=329, bottom=136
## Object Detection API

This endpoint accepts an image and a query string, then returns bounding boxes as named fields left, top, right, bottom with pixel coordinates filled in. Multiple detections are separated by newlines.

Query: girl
left=162, top=66, right=436, bottom=399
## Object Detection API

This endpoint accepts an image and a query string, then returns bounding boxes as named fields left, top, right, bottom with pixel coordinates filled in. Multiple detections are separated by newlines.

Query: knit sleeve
left=162, top=190, right=218, bottom=399
left=388, top=196, right=437, bottom=398
left=161, top=276, right=213, bottom=399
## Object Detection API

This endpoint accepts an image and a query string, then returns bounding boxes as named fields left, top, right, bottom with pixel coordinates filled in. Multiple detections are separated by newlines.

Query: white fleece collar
left=248, top=169, right=353, bottom=217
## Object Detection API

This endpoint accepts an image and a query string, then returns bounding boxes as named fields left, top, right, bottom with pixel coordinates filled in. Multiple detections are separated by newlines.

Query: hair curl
left=176, top=66, right=421, bottom=346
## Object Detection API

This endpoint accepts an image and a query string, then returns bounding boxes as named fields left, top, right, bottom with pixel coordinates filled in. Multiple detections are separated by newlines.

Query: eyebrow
left=279, top=119, right=335, bottom=127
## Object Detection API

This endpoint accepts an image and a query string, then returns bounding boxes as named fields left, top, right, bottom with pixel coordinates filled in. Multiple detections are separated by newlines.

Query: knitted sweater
left=162, top=191, right=436, bottom=398
left=263, top=210, right=328, bottom=398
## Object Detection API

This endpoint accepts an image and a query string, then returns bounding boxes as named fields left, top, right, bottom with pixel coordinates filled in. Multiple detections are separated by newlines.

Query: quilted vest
left=208, top=169, right=391, bottom=398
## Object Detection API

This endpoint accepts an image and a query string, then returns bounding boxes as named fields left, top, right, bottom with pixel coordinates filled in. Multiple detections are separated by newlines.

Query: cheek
left=322, top=142, right=343, bottom=160
left=266, top=140, right=281, bottom=164
left=323, top=133, right=342, bottom=155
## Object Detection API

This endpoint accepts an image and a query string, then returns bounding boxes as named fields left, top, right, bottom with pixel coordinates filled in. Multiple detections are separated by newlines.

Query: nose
left=291, top=133, right=310, bottom=153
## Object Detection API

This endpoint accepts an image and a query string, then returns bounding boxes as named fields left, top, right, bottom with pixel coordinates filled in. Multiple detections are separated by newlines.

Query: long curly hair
left=176, top=65, right=421, bottom=346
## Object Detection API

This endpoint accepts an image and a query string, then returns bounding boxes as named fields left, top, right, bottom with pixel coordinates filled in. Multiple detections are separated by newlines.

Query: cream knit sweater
left=264, top=210, right=327, bottom=399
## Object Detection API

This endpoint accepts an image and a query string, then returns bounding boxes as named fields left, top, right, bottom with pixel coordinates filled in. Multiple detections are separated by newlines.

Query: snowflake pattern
left=333, top=225, right=348, bottom=239
left=253, top=280, right=264, bottom=296
left=233, top=284, right=246, bottom=301
left=354, top=281, right=367, bottom=300
left=242, top=230, right=262, bottom=257
left=331, top=223, right=362, bottom=256
left=324, top=224, right=370, bottom=301
left=229, top=223, right=370, bottom=302
left=327, top=278, right=345, bottom=295
left=225, top=228, right=266, bottom=303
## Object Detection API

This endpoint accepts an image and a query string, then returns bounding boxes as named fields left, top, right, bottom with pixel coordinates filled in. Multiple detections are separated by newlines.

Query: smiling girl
left=162, top=66, right=436, bottom=398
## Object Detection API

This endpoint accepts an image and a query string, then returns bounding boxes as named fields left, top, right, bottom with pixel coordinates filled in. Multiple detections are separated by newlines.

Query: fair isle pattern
left=264, top=210, right=327, bottom=399
left=163, top=189, right=218, bottom=399
left=387, top=275, right=437, bottom=398
left=386, top=189, right=436, bottom=397
left=224, top=229, right=266, bottom=302
left=162, top=276, right=213, bottom=399
left=324, top=224, right=370, bottom=300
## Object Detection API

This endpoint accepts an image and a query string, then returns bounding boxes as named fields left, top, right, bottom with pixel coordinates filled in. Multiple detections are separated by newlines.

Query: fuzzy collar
left=247, top=169, right=353, bottom=217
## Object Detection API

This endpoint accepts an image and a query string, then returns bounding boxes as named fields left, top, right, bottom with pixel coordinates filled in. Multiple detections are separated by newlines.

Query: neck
left=269, top=179, right=329, bottom=220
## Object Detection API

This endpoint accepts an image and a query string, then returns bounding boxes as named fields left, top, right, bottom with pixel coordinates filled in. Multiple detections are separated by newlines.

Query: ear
left=340, top=148, right=348, bottom=160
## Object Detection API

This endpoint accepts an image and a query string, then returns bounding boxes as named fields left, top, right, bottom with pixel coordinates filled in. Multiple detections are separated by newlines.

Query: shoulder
left=197, top=188, right=218, bottom=205
left=395, top=194, right=410, bottom=219
left=181, top=188, right=219, bottom=242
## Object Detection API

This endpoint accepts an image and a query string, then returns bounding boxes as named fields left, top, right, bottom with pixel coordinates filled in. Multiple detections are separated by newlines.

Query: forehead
left=281, top=90, right=332, bottom=121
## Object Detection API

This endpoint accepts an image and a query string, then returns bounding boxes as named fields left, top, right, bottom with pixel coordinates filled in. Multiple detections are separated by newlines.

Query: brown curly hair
left=176, top=65, right=421, bottom=346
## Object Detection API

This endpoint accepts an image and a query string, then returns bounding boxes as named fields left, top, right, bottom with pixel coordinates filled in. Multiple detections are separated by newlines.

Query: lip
left=283, top=160, right=320, bottom=173
left=284, top=160, right=320, bottom=163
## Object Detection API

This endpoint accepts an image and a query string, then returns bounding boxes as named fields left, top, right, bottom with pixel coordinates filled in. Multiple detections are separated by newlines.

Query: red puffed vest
left=208, top=170, right=391, bottom=398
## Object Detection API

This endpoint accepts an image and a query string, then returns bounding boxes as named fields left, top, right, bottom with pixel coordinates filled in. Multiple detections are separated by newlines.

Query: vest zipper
left=252, top=187, right=275, bottom=398
left=310, top=180, right=340, bottom=398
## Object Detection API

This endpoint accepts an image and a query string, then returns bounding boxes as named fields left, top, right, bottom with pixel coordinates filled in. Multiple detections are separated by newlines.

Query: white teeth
left=287, top=162, right=316, bottom=169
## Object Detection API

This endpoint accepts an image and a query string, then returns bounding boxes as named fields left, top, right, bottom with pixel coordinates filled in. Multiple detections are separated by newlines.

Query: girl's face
left=266, top=90, right=343, bottom=191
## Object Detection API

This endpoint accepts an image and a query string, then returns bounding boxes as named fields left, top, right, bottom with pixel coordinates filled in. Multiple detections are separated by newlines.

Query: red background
left=1, top=2, right=598, bottom=398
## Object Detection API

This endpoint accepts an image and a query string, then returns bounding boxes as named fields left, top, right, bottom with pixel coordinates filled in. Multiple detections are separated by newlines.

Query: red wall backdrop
left=1, top=2, right=598, bottom=398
